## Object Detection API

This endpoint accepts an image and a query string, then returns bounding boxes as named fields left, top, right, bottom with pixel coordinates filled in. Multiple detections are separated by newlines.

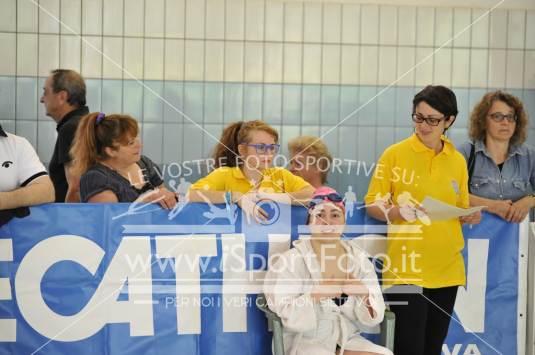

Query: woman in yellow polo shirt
left=365, top=86, right=481, bottom=355
left=188, top=120, right=314, bottom=221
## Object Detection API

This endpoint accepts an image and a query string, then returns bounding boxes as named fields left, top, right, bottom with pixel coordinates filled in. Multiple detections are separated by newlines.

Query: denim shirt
left=457, top=140, right=535, bottom=202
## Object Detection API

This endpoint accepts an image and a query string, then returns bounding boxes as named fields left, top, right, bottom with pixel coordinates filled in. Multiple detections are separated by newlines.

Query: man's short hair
left=50, top=69, right=87, bottom=107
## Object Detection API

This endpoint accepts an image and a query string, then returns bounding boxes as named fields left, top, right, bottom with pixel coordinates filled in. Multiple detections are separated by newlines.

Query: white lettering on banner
left=221, top=234, right=247, bottom=332
left=89, top=236, right=154, bottom=337
left=11, top=230, right=386, bottom=342
left=454, top=239, right=489, bottom=333
left=463, top=344, right=482, bottom=355
left=15, top=236, right=104, bottom=341
left=155, top=235, right=217, bottom=335
left=219, top=233, right=291, bottom=333
left=442, top=343, right=462, bottom=355
left=15, top=236, right=154, bottom=341
left=442, top=344, right=482, bottom=355
left=0, top=239, right=16, bottom=342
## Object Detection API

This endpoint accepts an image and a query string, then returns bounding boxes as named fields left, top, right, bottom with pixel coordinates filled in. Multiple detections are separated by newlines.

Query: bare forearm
left=64, top=164, right=80, bottom=203
left=469, top=194, right=503, bottom=214
left=0, top=177, right=55, bottom=210
left=187, top=189, right=227, bottom=203
left=366, top=205, right=403, bottom=223
left=469, top=194, right=492, bottom=207
left=361, top=295, right=375, bottom=318
left=285, top=187, right=315, bottom=205
left=65, top=186, right=80, bottom=203
left=188, top=187, right=314, bottom=206
left=366, top=205, right=387, bottom=221
left=519, top=195, right=535, bottom=209
left=255, top=187, right=314, bottom=206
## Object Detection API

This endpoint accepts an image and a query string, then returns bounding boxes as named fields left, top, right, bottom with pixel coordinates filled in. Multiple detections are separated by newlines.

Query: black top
left=80, top=155, right=164, bottom=203
left=0, top=207, right=29, bottom=227
left=498, top=162, right=504, bottom=171
left=332, top=293, right=348, bottom=307
left=49, top=106, right=90, bottom=202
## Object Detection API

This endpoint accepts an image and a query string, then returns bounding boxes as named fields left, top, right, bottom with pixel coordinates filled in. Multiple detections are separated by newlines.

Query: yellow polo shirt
left=190, top=166, right=311, bottom=194
left=365, top=134, right=470, bottom=288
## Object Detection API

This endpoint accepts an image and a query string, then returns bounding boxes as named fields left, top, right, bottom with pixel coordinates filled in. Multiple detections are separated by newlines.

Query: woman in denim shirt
left=458, top=91, right=535, bottom=222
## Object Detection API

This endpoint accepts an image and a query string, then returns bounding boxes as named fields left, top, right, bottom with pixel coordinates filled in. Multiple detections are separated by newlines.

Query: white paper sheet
left=421, top=196, right=485, bottom=221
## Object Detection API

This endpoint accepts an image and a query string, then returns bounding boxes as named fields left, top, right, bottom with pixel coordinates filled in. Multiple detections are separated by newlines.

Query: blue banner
left=444, top=213, right=523, bottom=355
left=0, top=203, right=524, bottom=354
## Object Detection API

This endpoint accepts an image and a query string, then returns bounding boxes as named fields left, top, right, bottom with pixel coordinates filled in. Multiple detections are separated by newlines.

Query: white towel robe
left=264, top=238, right=393, bottom=355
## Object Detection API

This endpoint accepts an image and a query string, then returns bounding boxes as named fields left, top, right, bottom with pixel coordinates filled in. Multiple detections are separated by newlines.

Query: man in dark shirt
left=40, top=69, right=89, bottom=202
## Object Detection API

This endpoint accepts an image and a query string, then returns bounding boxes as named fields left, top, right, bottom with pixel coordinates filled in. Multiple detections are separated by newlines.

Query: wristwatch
left=528, top=193, right=535, bottom=208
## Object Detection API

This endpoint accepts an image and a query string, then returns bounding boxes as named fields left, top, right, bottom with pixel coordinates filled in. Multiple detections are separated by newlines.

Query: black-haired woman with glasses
left=458, top=90, right=535, bottom=223
left=364, top=85, right=481, bottom=355
left=188, top=120, right=313, bottom=222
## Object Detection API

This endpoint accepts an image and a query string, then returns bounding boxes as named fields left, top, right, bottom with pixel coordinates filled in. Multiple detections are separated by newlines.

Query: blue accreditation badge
left=451, top=180, right=460, bottom=194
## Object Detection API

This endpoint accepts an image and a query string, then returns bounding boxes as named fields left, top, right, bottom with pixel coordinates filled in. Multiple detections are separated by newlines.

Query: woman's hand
left=157, top=187, right=178, bottom=209
left=234, top=191, right=269, bottom=224
left=146, top=187, right=177, bottom=209
left=385, top=206, right=403, bottom=222
left=310, top=280, right=343, bottom=301
left=397, top=204, right=429, bottom=225
left=505, top=196, right=533, bottom=223
left=488, top=199, right=512, bottom=220
left=343, top=277, right=375, bottom=317
left=460, top=210, right=482, bottom=225
left=342, top=278, right=369, bottom=296
left=137, top=186, right=177, bottom=209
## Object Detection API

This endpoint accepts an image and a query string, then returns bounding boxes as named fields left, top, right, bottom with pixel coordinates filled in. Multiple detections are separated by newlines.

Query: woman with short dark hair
left=365, top=85, right=481, bottom=355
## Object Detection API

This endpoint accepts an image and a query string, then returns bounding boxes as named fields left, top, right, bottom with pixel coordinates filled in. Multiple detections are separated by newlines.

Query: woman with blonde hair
left=188, top=120, right=314, bottom=221
left=71, top=112, right=176, bottom=208
left=287, top=135, right=333, bottom=188
left=458, top=90, right=535, bottom=222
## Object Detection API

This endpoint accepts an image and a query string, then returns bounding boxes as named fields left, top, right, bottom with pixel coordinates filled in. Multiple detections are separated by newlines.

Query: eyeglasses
left=308, top=193, right=344, bottom=209
left=411, top=113, right=446, bottom=126
left=243, top=143, right=280, bottom=154
left=488, top=112, right=517, bottom=123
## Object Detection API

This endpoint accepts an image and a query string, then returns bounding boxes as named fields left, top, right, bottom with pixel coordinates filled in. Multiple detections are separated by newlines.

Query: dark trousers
left=385, top=285, right=458, bottom=355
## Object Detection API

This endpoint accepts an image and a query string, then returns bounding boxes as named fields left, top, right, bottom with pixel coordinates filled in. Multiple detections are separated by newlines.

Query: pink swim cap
left=308, top=186, right=345, bottom=212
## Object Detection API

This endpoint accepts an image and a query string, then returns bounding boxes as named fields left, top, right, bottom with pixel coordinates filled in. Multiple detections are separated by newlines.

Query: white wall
left=0, top=0, right=534, bottom=192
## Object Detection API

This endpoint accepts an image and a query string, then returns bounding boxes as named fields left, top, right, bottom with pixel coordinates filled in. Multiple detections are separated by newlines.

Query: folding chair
left=257, top=293, right=285, bottom=355
left=257, top=293, right=395, bottom=355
